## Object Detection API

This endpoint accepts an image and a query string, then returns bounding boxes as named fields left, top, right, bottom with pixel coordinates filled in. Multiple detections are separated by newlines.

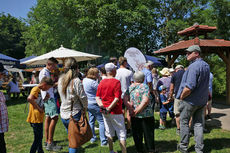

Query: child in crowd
left=26, top=77, right=54, bottom=153
left=159, top=85, right=170, bottom=130
left=7, top=76, right=20, bottom=99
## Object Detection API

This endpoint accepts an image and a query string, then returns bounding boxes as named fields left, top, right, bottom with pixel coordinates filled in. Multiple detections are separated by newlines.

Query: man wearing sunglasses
left=176, top=45, right=210, bottom=153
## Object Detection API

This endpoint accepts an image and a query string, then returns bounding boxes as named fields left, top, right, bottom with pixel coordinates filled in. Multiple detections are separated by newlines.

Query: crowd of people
left=0, top=45, right=213, bottom=153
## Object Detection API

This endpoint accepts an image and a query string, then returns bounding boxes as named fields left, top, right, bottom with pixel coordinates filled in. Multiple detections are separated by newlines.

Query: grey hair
left=133, top=71, right=145, bottom=83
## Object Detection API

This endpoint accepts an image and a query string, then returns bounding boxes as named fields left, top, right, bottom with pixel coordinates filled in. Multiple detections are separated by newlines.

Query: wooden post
left=226, top=52, right=230, bottom=105
left=217, top=50, right=230, bottom=105
left=168, top=54, right=179, bottom=67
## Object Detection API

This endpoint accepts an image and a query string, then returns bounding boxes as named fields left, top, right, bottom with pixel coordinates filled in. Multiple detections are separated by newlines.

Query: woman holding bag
left=58, top=57, right=88, bottom=153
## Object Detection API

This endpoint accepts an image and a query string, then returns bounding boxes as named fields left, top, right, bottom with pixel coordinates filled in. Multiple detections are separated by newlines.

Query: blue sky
left=0, top=0, right=37, bottom=18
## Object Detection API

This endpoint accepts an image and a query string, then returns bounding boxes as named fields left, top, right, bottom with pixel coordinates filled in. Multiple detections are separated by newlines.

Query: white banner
left=124, top=47, right=146, bottom=72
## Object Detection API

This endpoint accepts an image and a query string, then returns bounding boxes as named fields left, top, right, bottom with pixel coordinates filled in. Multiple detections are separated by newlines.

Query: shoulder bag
left=68, top=79, right=92, bottom=148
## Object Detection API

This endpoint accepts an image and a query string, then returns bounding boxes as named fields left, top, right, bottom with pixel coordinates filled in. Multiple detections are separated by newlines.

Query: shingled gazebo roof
left=154, top=25, right=230, bottom=55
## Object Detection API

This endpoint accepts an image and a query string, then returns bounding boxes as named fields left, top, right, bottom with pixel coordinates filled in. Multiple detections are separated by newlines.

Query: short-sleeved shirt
left=152, top=75, right=159, bottom=90
left=26, top=86, right=44, bottom=123
left=127, top=83, right=154, bottom=118
left=96, top=78, right=122, bottom=114
left=159, top=94, right=168, bottom=113
left=176, top=58, right=210, bottom=106
left=171, top=69, right=185, bottom=95
left=0, top=92, right=8, bottom=133
left=209, top=72, right=213, bottom=96
left=115, top=68, right=133, bottom=99
left=142, top=68, right=153, bottom=85
left=39, top=68, right=54, bottom=99
left=58, top=77, right=88, bottom=120
left=82, top=78, right=98, bottom=105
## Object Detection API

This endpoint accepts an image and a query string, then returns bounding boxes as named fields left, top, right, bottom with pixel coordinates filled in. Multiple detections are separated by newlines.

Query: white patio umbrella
left=21, top=45, right=102, bottom=65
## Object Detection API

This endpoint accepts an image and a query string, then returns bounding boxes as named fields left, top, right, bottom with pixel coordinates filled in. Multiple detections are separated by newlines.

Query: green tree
left=23, top=0, right=159, bottom=59
left=0, top=13, right=26, bottom=59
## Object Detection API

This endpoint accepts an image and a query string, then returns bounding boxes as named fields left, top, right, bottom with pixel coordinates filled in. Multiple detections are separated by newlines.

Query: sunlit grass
left=4, top=97, right=230, bottom=153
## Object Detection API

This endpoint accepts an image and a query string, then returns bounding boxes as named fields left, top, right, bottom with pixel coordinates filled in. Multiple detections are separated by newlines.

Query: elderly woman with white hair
left=124, top=71, right=155, bottom=153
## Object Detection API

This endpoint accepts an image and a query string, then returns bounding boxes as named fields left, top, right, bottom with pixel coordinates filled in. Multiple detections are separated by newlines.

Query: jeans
left=88, top=103, right=107, bottom=145
left=179, top=100, right=205, bottom=153
left=30, top=123, right=44, bottom=153
left=0, top=133, right=6, bottom=153
left=131, top=117, right=155, bottom=152
left=61, top=111, right=81, bottom=153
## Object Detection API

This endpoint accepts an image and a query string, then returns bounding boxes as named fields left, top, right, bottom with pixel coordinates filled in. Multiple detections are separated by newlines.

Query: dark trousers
left=0, top=133, right=6, bottom=153
left=131, top=117, right=155, bottom=152
left=30, top=123, right=44, bottom=153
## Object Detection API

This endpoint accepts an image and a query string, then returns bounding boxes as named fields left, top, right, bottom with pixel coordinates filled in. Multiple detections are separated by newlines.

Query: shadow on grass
left=188, top=138, right=230, bottom=152
left=156, top=140, right=178, bottom=152
left=6, top=97, right=27, bottom=107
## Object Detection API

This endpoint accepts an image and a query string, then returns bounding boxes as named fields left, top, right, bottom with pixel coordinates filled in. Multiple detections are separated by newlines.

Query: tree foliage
left=0, top=13, right=26, bottom=59
left=3, top=0, right=229, bottom=96
left=23, top=0, right=159, bottom=58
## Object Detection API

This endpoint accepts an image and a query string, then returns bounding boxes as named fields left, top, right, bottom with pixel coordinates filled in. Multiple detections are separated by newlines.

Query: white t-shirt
left=115, top=68, right=133, bottom=99
left=39, top=67, right=54, bottom=99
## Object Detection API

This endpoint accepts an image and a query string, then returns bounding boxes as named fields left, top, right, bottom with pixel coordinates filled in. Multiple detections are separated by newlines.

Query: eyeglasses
left=186, top=52, right=193, bottom=55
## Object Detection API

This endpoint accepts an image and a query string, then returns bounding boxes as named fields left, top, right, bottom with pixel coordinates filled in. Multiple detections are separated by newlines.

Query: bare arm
left=168, top=83, right=174, bottom=100
left=147, top=82, right=153, bottom=93
left=134, top=95, right=149, bottom=115
left=180, top=87, right=191, bottom=100
left=106, top=97, right=119, bottom=112
left=27, top=94, right=44, bottom=113
left=96, top=96, right=104, bottom=107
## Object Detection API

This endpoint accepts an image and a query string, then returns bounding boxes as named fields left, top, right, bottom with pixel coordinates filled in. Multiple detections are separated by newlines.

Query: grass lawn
left=4, top=97, right=230, bottom=153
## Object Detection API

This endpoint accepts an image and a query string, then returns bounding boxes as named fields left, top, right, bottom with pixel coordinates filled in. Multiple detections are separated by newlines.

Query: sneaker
left=46, top=142, right=62, bottom=151
left=206, top=114, right=212, bottom=120
left=159, top=125, right=165, bottom=130
left=90, top=138, right=97, bottom=143
left=101, top=143, right=108, bottom=147
left=43, top=142, right=47, bottom=148
left=176, top=129, right=180, bottom=135
left=177, top=144, right=188, bottom=153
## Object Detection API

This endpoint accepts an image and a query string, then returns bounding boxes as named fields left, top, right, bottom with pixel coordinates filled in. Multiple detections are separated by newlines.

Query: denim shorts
left=44, top=98, right=58, bottom=118
left=160, top=112, right=167, bottom=122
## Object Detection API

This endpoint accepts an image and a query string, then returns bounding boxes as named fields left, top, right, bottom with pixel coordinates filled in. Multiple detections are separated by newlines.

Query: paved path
left=206, top=103, right=230, bottom=131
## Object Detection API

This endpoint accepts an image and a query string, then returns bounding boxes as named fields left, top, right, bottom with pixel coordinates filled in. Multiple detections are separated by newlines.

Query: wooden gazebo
left=155, top=24, right=230, bottom=105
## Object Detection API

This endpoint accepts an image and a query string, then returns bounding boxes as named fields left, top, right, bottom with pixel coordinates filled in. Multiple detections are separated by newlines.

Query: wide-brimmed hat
left=175, top=65, right=184, bottom=69
left=169, top=68, right=174, bottom=73
left=160, top=67, right=170, bottom=76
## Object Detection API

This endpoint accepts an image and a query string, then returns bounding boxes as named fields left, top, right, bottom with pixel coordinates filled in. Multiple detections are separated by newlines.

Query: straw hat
left=160, top=67, right=170, bottom=76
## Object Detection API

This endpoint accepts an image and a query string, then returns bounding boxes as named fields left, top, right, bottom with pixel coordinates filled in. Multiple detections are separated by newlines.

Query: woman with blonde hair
left=82, top=68, right=107, bottom=146
left=58, top=57, right=88, bottom=153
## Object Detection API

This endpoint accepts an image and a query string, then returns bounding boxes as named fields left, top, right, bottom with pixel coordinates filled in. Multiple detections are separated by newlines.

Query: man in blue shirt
left=176, top=45, right=210, bottom=153
left=142, top=61, right=155, bottom=109
left=169, top=65, right=185, bottom=135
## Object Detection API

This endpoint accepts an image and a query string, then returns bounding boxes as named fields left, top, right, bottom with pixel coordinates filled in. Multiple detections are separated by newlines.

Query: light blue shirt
left=209, top=72, right=213, bottom=96
left=82, top=78, right=98, bottom=105
left=176, top=58, right=210, bottom=106
left=142, top=68, right=153, bottom=85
